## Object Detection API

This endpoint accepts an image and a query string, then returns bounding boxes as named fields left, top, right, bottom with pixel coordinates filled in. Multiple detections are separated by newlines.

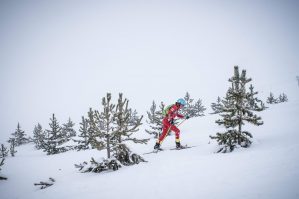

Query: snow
left=1, top=100, right=299, bottom=199
left=1, top=1, right=299, bottom=198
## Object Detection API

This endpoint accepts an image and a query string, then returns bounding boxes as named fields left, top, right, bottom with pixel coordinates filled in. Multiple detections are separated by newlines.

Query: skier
left=154, top=98, right=189, bottom=150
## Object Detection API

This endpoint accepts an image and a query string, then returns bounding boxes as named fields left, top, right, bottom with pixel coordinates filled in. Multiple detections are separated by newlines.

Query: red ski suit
left=158, top=104, right=184, bottom=143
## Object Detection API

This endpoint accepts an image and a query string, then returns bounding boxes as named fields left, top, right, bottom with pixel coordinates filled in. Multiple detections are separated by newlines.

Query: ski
left=143, top=149, right=164, bottom=155
left=169, top=145, right=197, bottom=150
left=143, top=145, right=197, bottom=155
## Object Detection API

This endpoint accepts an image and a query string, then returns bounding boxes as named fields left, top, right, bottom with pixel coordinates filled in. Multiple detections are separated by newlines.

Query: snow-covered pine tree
left=248, top=84, right=267, bottom=110
left=62, top=118, right=76, bottom=141
left=266, top=92, right=278, bottom=104
left=181, top=92, right=206, bottom=118
left=115, top=93, right=146, bottom=143
left=296, top=76, right=299, bottom=87
left=76, top=93, right=147, bottom=173
left=44, top=114, right=67, bottom=155
left=88, top=108, right=105, bottom=150
left=278, top=93, right=288, bottom=103
left=74, top=116, right=89, bottom=150
left=93, top=93, right=116, bottom=158
left=113, top=93, right=148, bottom=163
left=128, top=109, right=139, bottom=126
left=33, top=123, right=45, bottom=150
left=9, top=139, right=17, bottom=157
left=145, top=101, right=164, bottom=138
left=0, top=144, right=8, bottom=180
left=0, top=158, right=7, bottom=180
left=8, top=123, right=28, bottom=146
left=210, top=66, right=265, bottom=153
left=0, top=144, right=9, bottom=158
left=211, top=97, right=223, bottom=114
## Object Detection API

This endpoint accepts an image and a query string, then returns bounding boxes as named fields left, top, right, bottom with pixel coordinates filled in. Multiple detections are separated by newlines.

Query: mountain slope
left=1, top=100, right=299, bottom=199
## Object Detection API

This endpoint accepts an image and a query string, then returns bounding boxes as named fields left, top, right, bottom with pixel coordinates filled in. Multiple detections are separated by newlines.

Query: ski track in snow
left=1, top=100, right=299, bottom=199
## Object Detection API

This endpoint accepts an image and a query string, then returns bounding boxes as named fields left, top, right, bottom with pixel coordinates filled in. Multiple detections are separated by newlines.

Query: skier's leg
left=154, top=123, right=171, bottom=150
left=171, top=125, right=181, bottom=148
left=158, top=123, right=171, bottom=144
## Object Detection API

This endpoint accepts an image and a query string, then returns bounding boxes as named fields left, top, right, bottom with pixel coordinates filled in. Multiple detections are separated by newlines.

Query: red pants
left=158, top=120, right=180, bottom=143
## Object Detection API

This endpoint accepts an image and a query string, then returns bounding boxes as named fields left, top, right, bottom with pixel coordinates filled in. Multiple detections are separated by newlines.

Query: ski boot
left=154, top=142, right=162, bottom=150
left=176, top=141, right=185, bottom=149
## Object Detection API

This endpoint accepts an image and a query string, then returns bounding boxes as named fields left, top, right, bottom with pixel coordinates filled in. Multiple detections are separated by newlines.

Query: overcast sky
left=0, top=0, right=298, bottom=142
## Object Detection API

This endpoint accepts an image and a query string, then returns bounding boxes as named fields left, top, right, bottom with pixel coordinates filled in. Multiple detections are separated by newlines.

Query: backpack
left=162, top=104, right=173, bottom=116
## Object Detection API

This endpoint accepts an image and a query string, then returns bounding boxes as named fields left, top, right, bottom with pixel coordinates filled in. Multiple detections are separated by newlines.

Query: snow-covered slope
left=1, top=100, right=299, bottom=199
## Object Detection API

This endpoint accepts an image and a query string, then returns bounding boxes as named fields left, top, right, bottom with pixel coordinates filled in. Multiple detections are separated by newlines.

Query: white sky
left=0, top=0, right=298, bottom=142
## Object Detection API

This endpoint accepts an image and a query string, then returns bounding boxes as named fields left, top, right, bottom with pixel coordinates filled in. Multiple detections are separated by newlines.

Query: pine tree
left=75, top=116, right=91, bottom=150
left=9, top=139, right=17, bottom=157
left=146, top=101, right=164, bottom=138
left=211, top=97, right=223, bottom=114
left=128, top=109, right=139, bottom=126
left=77, top=93, right=146, bottom=172
left=93, top=93, right=117, bottom=158
left=33, top=123, right=45, bottom=150
left=0, top=144, right=9, bottom=158
left=296, top=76, right=299, bottom=87
left=88, top=108, right=105, bottom=150
left=113, top=93, right=148, bottom=157
left=278, top=93, right=288, bottom=103
left=181, top=92, right=206, bottom=118
left=44, top=114, right=67, bottom=155
left=0, top=158, right=7, bottom=180
left=248, top=84, right=267, bottom=110
left=267, top=92, right=278, bottom=104
left=8, top=123, right=28, bottom=146
left=210, top=66, right=265, bottom=153
left=62, top=118, right=76, bottom=141
left=90, top=93, right=146, bottom=160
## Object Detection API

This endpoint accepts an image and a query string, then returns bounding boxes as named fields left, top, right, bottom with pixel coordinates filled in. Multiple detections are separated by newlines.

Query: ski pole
left=177, top=119, right=187, bottom=127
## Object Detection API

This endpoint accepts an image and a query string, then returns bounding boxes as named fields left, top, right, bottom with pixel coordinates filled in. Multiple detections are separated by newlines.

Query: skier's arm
left=176, top=113, right=184, bottom=119
left=168, top=105, right=184, bottom=119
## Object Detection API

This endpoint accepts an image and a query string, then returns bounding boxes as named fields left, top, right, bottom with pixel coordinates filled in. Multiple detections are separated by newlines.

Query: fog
left=1, top=0, right=298, bottom=142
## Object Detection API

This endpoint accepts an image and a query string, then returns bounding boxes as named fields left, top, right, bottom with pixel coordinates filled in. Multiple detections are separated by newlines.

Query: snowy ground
left=1, top=99, right=299, bottom=199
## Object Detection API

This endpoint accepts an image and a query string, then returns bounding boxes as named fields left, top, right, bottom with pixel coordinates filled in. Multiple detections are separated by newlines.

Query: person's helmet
left=176, top=98, right=186, bottom=106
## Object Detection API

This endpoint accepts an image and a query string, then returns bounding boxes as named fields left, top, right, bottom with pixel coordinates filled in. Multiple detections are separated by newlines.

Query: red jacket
left=163, top=104, right=184, bottom=125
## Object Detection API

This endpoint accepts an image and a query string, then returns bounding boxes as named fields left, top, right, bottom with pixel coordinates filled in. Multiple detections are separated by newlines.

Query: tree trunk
left=106, top=134, right=110, bottom=159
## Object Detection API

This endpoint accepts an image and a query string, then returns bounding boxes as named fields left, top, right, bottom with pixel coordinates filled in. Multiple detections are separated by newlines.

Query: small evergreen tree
left=0, top=144, right=9, bottom=158
left=93, top=93, right=118, bottom=159
left=43, top=114, right=67, bottom=155
left=146, top=101, right=164, bottom=138
left=9, top=139, right=17, bottom=157
left=211, top=97, right=223, bottom=114
left=0, top=158, right=7, bottom=180
left=113, top=93, right=148, bottom=158
left=181, top=92, right=206, bottom=118
left=128, top=109, right=140, bottom=126
left=8, top=123, right=28, bottom=146
left=88, top=108, right=105, bottom=151
left=145, top=101, right=165, bottom=138
left=296, top=76, right=299, bottom=87
left=77, top=93, right=146, bottom=173
left=91, top=93, right=146, bottom=160
left=33, top=123, right=45, bottom=150
left=267, top=92, right=278, bottom=104
left=75, top=116, right=92, bottom=150
left=248, top=84, right=267, bottom=110
left=278, top=93, right=288, bottom=103
left=210, top=66, right=265, bottom=153
left=62, top=118, right=76, bottom=141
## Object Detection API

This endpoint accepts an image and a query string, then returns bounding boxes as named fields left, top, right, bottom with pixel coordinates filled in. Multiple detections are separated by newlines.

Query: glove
left=185, top=115, right=190, bottom=119
left=170, top=119, right=174, bottom=125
